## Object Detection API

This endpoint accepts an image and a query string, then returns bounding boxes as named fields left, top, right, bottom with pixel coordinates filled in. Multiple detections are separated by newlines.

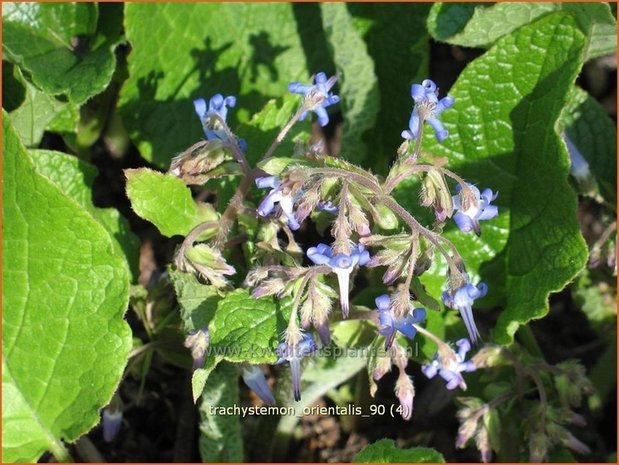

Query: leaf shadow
left=248, top=32, right=289, bottom=83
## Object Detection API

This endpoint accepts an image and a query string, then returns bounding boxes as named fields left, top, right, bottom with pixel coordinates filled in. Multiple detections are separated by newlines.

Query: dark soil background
left=38, top=39, right=617, bottom=463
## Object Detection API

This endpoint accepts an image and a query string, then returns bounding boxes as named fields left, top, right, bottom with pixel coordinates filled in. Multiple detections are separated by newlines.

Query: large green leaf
left=347, top=3, right=431, bottom=174
left=198, top=362, right=244, bottom=462
left=2, top=2, right=119, bottom=105
left=125, top=168, right=219, bottom=238
left=30, top=149, right=140, bottom=281
left=353, top=439, right=445, bottom=463
left=208, top=289, right=285, bottom=364
left=2, top=114, right=131, bottom=462
left=119, top=3, right=313, bottom=167
left=427, top=2, right=616, bottom=60
left=397, top=14, right=588, bottom=344
left=561, top=86, right=617, bottom=203
left=320, top=3, right=379, bottom=166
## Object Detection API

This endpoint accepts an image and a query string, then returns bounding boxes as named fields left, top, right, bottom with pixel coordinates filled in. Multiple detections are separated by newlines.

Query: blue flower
left=422, top=338, right=476, bottom=390
left=241, top=365, right=276, bottom=405
left=375, top=294, right=426, bottom=350
left=401, top=79, right=454, bottom=142
left=452, top=183, right=498, bottom=236
left=317, top=200, right=338, bottom=214
left=307, top=243, right=370, bottom=318
left=255, top=176, right=300, bottom=230
left=442, top=282, right=487, bottom=343
left=275, top=332, right=318, bottom=401
left=289, top=72, right=340, bottom=127
left=563, top=133, right=592, bottom=184
left=194, top=94, right=237, bottom=140
left=102, top=407, right=123, bottom=442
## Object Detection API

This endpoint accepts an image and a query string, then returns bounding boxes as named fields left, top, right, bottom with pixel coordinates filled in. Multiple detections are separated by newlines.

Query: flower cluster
left=179, top=73, right=500, bottom=414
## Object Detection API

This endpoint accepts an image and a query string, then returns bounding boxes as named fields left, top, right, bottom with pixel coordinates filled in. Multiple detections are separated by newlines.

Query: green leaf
left=191, top=357, right=222, bottom=404
left=2, top=114, right=131, bottom=462
left=427, top=3, right=616, bottom=60
left=125, top=168, right=219, bottom=237
left=198, top=362, right=244, bottom=462
left=321, top=3, right=379, bottom=166
left=398, top=14, right=588, bottom=344
left=3, top=3, right=98, bottom=45
left=119, top=3, right=313, bottom=167
left=169, top=269, right=222, bottom=331
left=353, top=439, right=445, bottom=463
left=3, top=3, right=119, bottom=105
left=209, top=289, right=285, bottom=364
left=7, top=69, right=78, bottom=147
left=561, top=86, right=617, bottom=203
left=30, top=149, right=140, bottom=281
left=347, top=3, right=431, bottom=174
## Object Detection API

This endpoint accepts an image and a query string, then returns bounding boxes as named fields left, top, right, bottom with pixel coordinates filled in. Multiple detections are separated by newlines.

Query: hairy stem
left=379, top=195, right=465, bottom=280
left=262, top=106, right=306, bottom=161
left=304, top=167, right=382, bottom=194
left=174, top=221, right=219, bottom=266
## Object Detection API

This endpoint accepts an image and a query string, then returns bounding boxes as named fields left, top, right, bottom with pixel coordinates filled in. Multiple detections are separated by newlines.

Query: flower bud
left=169, top=139, right=234, bottom=185
left=184, top=244, right=236, bottom=288
left=394, top=372, right=415, bottom=420
left=184, top=326, right=210, bottom=369
left=421, top=169, right=453, bottom=222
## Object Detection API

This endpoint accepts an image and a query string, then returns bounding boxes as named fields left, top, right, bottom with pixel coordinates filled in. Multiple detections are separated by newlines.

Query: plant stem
left=49, top=438, right=73, bottom=463
left=261, top=106, right=306, bottom=161
left=304, top=167, right=382, bottom=194
left=174, top=221, right=219, bottom=267
left=517, top=326, right=544, bottom=360
left=379, top=195, right=465, bottom=281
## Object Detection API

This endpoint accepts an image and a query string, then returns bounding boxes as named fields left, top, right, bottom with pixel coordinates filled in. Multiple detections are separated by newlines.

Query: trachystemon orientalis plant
left=172, top=73, right=499, bottom=418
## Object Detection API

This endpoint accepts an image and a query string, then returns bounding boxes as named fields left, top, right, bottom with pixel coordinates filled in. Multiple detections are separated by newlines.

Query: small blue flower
left=375, top=294, right=426, bottom=350
left=241, top=365, right=276, bottom=405
left=275, top=332, right=318, bottom=401
left=317, top=200, right=338, bottom=214
left=307, top=243, right=370, bottom=318
left=442, top=282, right=487, bottom=343
left=194, top=94, right=237, bottom=140
left=289, top=72, right=340, bottom=127
left=422, top=338, right=476, bottom=390
left=563, top=133, right=591, bottom=183
left=453, top=183, right=498, bottom=236
left=401, top=79, right=454, bottom=142
left=255, top=176, right=300, bottom=230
